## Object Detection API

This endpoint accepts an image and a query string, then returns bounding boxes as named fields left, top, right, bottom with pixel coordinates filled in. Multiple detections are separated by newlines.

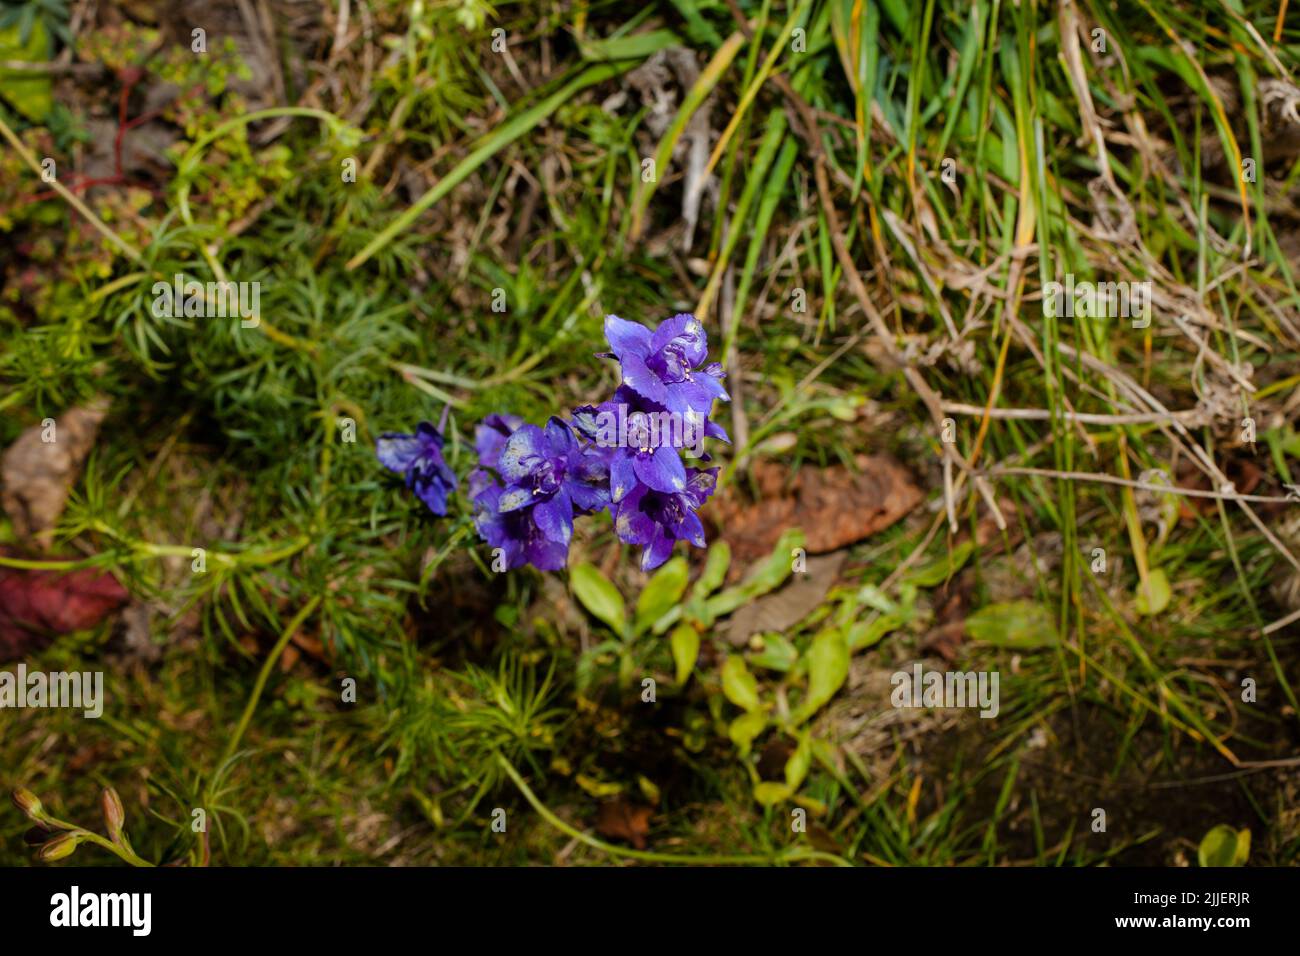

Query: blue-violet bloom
left=613, top=467, right=719, bottom=571
left=603, top=313, right=728, bottom=416
left=376, top=421, right=458, bottom=516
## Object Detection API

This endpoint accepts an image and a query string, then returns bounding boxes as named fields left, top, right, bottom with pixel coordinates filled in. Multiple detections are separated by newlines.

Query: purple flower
left=573, top=386, right=728, bottom=504
left=474, top=412, right=525, bottom=472
left=496, top=417, right=611, bottom=543
left=469, top=469, right=571, bottom=571
left=376, top=421, right=457, bottom=516
left=613, top=467, right=718, bottom=571
left=604, top=313, right=728, bottom=416
left=468, top=414, right=610, bottom=571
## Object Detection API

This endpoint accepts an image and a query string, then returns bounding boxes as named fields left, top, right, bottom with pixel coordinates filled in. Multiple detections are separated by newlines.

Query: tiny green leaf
left=753, top=781, right=794, bottom=806
left=728, top=710, right=767, bottom=756
left=966, top=600, right=1058, bottom=649
left=1198, top=825, right=1250, bottom=867
left=721, top=654, right=761, bottom=712
left=570, top=563, right=626, bottom=634
left=669, top=623, right=700, bottom=685
left=0, top=19, right=53, bottom=122
left=1135, top=567, right=1172, bottom=616
left=635, top=555, right=688, bottom=634
left=692, top=540, right=731, bottom=599
left=784, top=734, right=812, bottom=791
left=796, top=628, right=849, bottom=722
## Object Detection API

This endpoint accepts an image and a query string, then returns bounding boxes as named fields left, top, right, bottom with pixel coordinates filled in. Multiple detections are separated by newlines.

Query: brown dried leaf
left=2, top=398, right=109, bottom=548
left=594, top=799, right=652, bottom=850
left=723, top=551, right=847, bottom=646
left=711, top=455, right=922, bottom=569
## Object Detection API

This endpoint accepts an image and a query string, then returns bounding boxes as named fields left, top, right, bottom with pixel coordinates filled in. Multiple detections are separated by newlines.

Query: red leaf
left=0, top=563, right=129, bottom=661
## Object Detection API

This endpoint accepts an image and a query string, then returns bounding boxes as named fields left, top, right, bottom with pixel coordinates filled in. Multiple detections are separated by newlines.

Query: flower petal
left=474, top=413, right=522, bottom=471
left=498, top=486, right=536, bottom=513
left=620, top=351, right=670, bottom=405
left=375, top=433, right=422, bottom=473
left=533, top=489, right=573, bottom=545
left=615, top=499, right=655, bottom=546
left=677, top=509, right=706, bottom=547
left=544, top=416, right=577, bottom=458
left=633, top=445, right=687, bottom=493
left=568, top=479, right=610, bottom=514
left=641, top=525, right=676, bottom=571
left=650, top=313, right=707, bottom=366
left=604, top=315, right=653, bottom=358
left=498, top=424, right=545, bottom=482
left=525, top=535, right=570, bottom=571
left=610, top=453, right=638, bottom=504
left=415, top=477, right=451, bottom=516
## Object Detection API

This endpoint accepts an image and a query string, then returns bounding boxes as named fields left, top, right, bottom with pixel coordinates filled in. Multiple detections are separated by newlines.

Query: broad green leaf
left=635, top=555, right=688, bottom=634
left=706, top=528, right=804, bottom=617
left=846, top=613, right=905, bottom=651
left=691, top=540, right=731, bottom=600
left=1198, top=825, right=1250, bottom=867
left=575, top=774, right=623, bottom=798
left=784, top=734, right=812, bottom=791
left=728, top=710, right=767, bottom=756
left=742, top=527, right=805, bottom=595
left=753, top=781, right=793, bottom=806
left=669, top=623, right=700, bottom=685
left=579, top=28, right=681, bottom=62
left=570, top=563, right=626, bottom=634
left=904, top=540, right=973, bottom=587
left=1135, top=567, right=1172, bottom=616
left=966, top=600, right=1058, bottom=649
left=750, top=634, right=799, bottom=672
left=796, top=628, right=849, bottom=722
left=0, top=19, right=52, bottom=122
left=721, top=654, right=761, bottom=712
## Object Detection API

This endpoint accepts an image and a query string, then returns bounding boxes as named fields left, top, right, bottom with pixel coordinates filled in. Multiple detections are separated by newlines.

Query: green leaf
left=669, top=623, right=700, bottom=685
left=691, top=540, right=731, bottom=600
left=784, top=734, right=812, bottom=791
left=750, top=634, right=799, bottom=672
left=728, top=710, right=767, bottom=756
left=753, top=781, right=793, bottom=806
left=570, top=563, right=626, bottom=635
left=0, top=19, right=53, bottom=122
left=966, top=600, right=1058, bottom=649
left=904, top=540, right=973, bottom=587
left=1135, top=567, right=1172, bottom=616
left=634, top=555, right=688, bottom=634
left=579, top=28, right=681, bottom=62
left=706, top=528, right=804, bottom=617
left=1198, top=825, right=1250, bottom=867
left=795, top=628, right=849, bottom=722
left=721, top=654, right=761, bottom=712
left=846, top=613, right=905, bottom=651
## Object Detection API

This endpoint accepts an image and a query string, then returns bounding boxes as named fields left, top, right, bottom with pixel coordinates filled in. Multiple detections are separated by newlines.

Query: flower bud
left=36, top=832, right=81, bottom=863
left=100, top=787, right=125, bottom=840
left=11, top=788, right=43, bottom=820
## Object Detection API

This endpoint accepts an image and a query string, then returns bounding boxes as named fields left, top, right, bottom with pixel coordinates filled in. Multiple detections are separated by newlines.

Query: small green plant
left=12, top=786, right=156, bottom=867
left=1198, top=825, right=1251, bottom=867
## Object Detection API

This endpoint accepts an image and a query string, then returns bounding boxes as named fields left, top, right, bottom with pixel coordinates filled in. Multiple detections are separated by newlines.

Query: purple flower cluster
left=480, top=313, right=727, bottom=571
left=595, top=314, right=727, bottom=570
left=467, top=413, right=610, bottom=571
left=379, top=314, right=727, bottom=573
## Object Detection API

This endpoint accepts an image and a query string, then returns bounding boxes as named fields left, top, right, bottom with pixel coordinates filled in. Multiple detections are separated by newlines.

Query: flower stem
left=496, top=754, right=850, bottom=867
left=215, top=597, right=322, bottom=775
